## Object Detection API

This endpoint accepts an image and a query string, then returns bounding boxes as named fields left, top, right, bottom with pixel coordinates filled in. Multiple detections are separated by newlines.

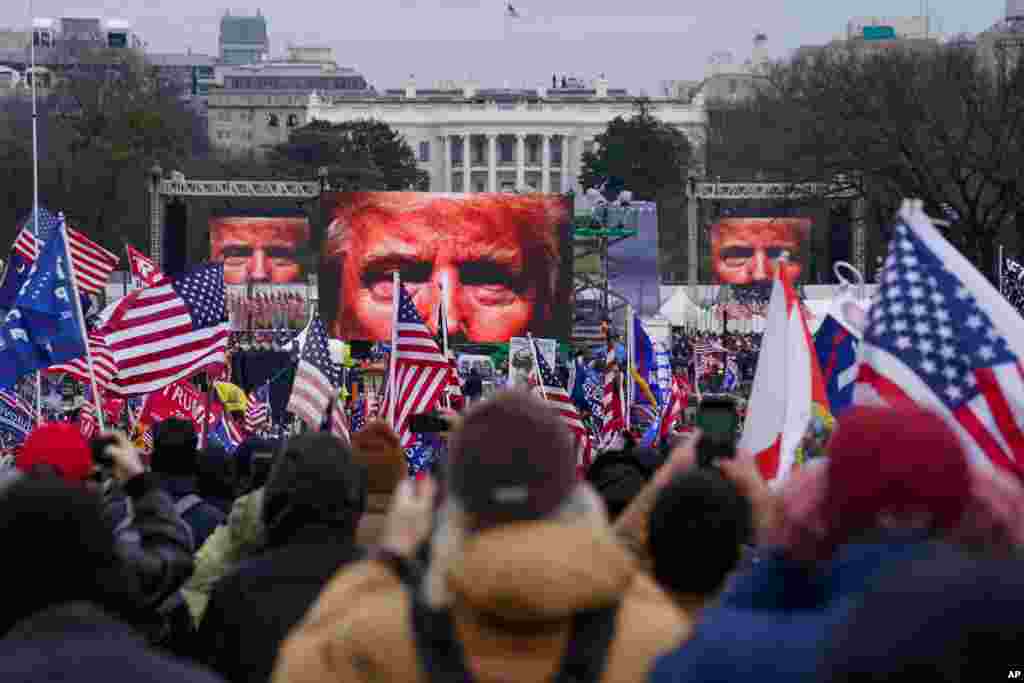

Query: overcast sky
left=23, top=0, right=1006, bottom=93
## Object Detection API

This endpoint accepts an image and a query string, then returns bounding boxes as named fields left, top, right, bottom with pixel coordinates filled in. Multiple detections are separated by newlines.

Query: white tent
left=658, top=287, right=701, bottom=327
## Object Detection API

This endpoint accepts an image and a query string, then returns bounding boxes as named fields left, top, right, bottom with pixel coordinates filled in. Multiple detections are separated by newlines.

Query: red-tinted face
left=339, top=208, right=538, bottom=342
left=711, top=218, right=809, bottom=285
left=210, top=217, right=309, bottom=284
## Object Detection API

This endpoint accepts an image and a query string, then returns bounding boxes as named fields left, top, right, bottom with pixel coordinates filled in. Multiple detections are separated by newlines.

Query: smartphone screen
left=696, top=402, right=738, bottom=439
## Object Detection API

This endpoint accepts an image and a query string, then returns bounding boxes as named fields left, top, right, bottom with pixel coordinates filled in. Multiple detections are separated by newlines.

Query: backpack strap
left=554, top=603, right=621, bottom=683
left=409, top=585, right=475, bottom=683
left=175, top=494, right=204, bottom=518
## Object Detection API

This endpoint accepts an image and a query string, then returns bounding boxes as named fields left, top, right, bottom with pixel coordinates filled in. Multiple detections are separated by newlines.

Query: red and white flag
left=15, top=224, right=118, bottom=295
left=854, top=202, right=1024, bottom=479
left=532, top=337, right=592, bottom=473
left=330, top=397, right=351, bottom=445
left=126, top=244, right=164, bottom=287
left=47, top=332, right=118, bottom=393
left=739, top=267, right=829, bottom=484
left=99, top=263, right=230, bottom=396
left=380, top=282, right=450, bottom=449
left=286, top=315, right=340, bottom=429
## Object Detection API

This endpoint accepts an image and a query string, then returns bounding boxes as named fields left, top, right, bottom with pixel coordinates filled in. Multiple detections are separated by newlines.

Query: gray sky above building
left=19, top=0, right=1005, bottom=93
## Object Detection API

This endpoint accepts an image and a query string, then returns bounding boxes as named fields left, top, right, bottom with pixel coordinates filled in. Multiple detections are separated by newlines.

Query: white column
left=516, top=132, right=526, bottom=189
left=541, top=133, right=551, bottom=193
left=487, top=133, right=497, bottom=192
left=462, top=133, right=471, bottom=193
left=443, top=135, right=453, bottom=192
left=561, top=134, right=570, bottom=192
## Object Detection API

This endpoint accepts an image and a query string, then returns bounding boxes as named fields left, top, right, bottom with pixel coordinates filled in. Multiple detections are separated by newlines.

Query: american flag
left=14, top=209, right=119, bottom=295
left=380, top=283, right=450, bottom=449
left=79, top=399, right=98, bottom=439
left=287, top=315, right=341, bottom=429
left=1001, top=256, right=1024, bottom=317
left=0, top=387, right=35, bottom=422
left=330, top=395, right=351, bottom=444
left=602, top=363, right=625, bottom=441
left=99, top=263, right=230, bottom=395
left=854, top=204, right=1024, bottom=479
left=47, top=332, right=118, bottom=393
left=531, top=338, right=591, bottom=470
left=245, top=383, right=270, bottom=432
left=350, top=397, right=366, bottom=433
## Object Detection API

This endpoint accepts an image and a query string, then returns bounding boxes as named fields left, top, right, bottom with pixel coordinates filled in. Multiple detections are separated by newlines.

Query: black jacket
left=108, top=473, right=196, bottom=613
left=158, top=474, right=228, bottom=550
left=0, top=602, right=224, bottom=683
left=196, top=526, right=365, bottom=683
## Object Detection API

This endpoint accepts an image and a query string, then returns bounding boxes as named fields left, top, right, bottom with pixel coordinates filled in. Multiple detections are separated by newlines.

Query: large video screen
left=209, top=209, right=312, bottom=285
left=709, top=214, right=812, bottom=285
left=319, top=192, right=573, bottom=343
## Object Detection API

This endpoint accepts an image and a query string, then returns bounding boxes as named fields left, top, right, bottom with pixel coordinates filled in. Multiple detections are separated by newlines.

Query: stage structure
left=685, top=180, right=866, bottom=299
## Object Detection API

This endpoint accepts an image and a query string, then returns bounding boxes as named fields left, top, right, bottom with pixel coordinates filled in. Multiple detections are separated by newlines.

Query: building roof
left=219, top=15, right=268, bottom=46
left=147, top=52, right=217, bottom=67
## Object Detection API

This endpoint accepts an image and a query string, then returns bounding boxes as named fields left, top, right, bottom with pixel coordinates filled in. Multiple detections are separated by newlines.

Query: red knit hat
left=16, top=423, right=93, bottom=484
left=825, top=406, right=970, bottom=544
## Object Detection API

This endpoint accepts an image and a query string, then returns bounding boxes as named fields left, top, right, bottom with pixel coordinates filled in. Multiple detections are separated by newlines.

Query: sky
left=22, top=0, right=1007, bottom=94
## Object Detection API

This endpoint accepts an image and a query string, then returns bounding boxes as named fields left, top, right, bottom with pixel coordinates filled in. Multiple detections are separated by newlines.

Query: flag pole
left=526, top=333, right=548, bottom=403
left=29, top=1, right=42, bottom=424
left=439, top=274, right=450, bottom=409
left=998, top=244, right=1004, bottom=295
left=57, top=215, right=105, bottom=432
left=626, top=305, right=634, bottom=430
left=387, top=271, right=399, bottom=429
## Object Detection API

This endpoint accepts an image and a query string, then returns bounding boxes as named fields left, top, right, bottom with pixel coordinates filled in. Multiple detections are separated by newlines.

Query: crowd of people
left=2, top=387, right=1022, bottom=682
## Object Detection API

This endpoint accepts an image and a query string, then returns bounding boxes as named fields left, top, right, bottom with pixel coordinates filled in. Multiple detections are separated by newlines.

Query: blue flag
left=0, top=220, right=86, bottom=388
left=632, top=317, right=659, bottom=405
left=0, top=208, right=61, bottom=310
left=207, top=414, right=241, bottom=454
left=813, top=314, right=859, bottom=417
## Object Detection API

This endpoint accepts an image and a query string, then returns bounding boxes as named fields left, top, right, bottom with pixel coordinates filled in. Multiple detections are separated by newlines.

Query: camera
left=694, top=397, right=739, bottom=468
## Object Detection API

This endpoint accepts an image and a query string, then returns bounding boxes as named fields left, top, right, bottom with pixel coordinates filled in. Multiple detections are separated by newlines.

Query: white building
left=305, top=76, right=705, bottom=193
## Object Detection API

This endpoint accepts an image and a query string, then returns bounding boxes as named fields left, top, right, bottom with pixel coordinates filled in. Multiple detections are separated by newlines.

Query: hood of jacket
left=446, top=520, right=636, bottom=623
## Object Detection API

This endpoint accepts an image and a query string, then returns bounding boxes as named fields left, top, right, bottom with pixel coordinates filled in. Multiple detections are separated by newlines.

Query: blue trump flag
left=813, top=314, right=860, bottom=417
left=0, top=208, right=61, bottom=310
left=0, top=219, right=87, bottom=388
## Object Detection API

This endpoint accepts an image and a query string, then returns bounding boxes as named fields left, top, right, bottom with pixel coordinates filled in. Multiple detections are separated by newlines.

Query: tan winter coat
left=272, top=521, right=690, bottom=683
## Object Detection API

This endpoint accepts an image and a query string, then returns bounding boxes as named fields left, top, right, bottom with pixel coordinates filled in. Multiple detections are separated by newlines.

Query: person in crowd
left=648, top=468, right=753, bottom=616
left=197, top=433, right=367, bottom=683
left=273, top=390, right=688, bottom=683
left=233, top=437, right=279, bottom=497
left=585, top=444, right=656, bottom=522
left=819, top=546, right=1024, bottom=682
left=0, top=474, right=224, bottom=683
left=9, top=428, right=194, bottom=642
left=209, top=214, right=309, bottom=285
left=320, top=193, right=568, bottom=343
left=150, top=418, right=227, bottom=549
left=647, top=406, right=1024, bottom=683
left=196, top=445, right=235, bottom=516
left=350, top=420, right=406, bottom=546
left=463, top=367, right=483, bottom=404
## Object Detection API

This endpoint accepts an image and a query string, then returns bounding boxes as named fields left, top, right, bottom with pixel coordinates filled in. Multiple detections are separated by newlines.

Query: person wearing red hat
left=647, top=405, right=1024, bottom=683
left=10, top=427, right=195, bottom=650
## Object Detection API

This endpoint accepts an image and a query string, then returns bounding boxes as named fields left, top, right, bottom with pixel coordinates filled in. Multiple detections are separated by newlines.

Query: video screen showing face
left=710, top=216, right=812, bottom=285
left=319, top=192, right=573, bottom=343
left=209, top=211, right=312, bottom=285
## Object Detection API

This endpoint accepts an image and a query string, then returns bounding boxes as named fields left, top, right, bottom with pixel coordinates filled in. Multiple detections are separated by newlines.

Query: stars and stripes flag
left=98, top=263, right=230, bottom=396
left=47, top=332, right=118, bottom=393
left=13, top=209, right=119, bottom=295
left=286, top=315, right=342, bottom=429
left=531, top=337, right=592, bottom=471
left=244, top=383, right=270, bottom=432
left=330, top=394, right=351, bottom=444
left=602, top=363, right=625, bottom=442
left=1001, top=255, right=1024, bottom=317
left=656, top=376, right=687, bottom=444
left=350, top=397, right=367, bottom=433
left=0, top=387, right=35, bottom=423
left=380, top=282, right=451, bottom=449
left=79, top=398, right=98, bottom=439
left=126, top=244, right=164, bottom=287
left=854, top=201, right=1024, bottom=479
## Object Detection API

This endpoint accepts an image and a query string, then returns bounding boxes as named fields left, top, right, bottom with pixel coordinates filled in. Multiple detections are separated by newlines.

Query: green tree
left=708, top=43, right=1024, bottom=280
left=270, top=118, right=428, bottom=190
left=578, top=101, right=694, bottom=201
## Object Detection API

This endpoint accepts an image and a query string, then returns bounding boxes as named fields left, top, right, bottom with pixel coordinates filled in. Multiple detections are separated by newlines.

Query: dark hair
left=649, top=469, right=752, bottom=598
left=261, top=433, right=367, bottom=545
left=150, top=418, right=198, bottom=476
left=197, top=446, right=236, bottom=504
left=585, top=451, right=652, bottom=522
left=234, top=438, right=280, bottom=496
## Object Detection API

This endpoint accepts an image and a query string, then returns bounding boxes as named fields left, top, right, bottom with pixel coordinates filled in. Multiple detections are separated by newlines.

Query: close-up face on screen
left=209, top=212, right=312, bottom=285
left=318, top=192, right=572, bottom=343
left=709, top=216, right=811, bottom=285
